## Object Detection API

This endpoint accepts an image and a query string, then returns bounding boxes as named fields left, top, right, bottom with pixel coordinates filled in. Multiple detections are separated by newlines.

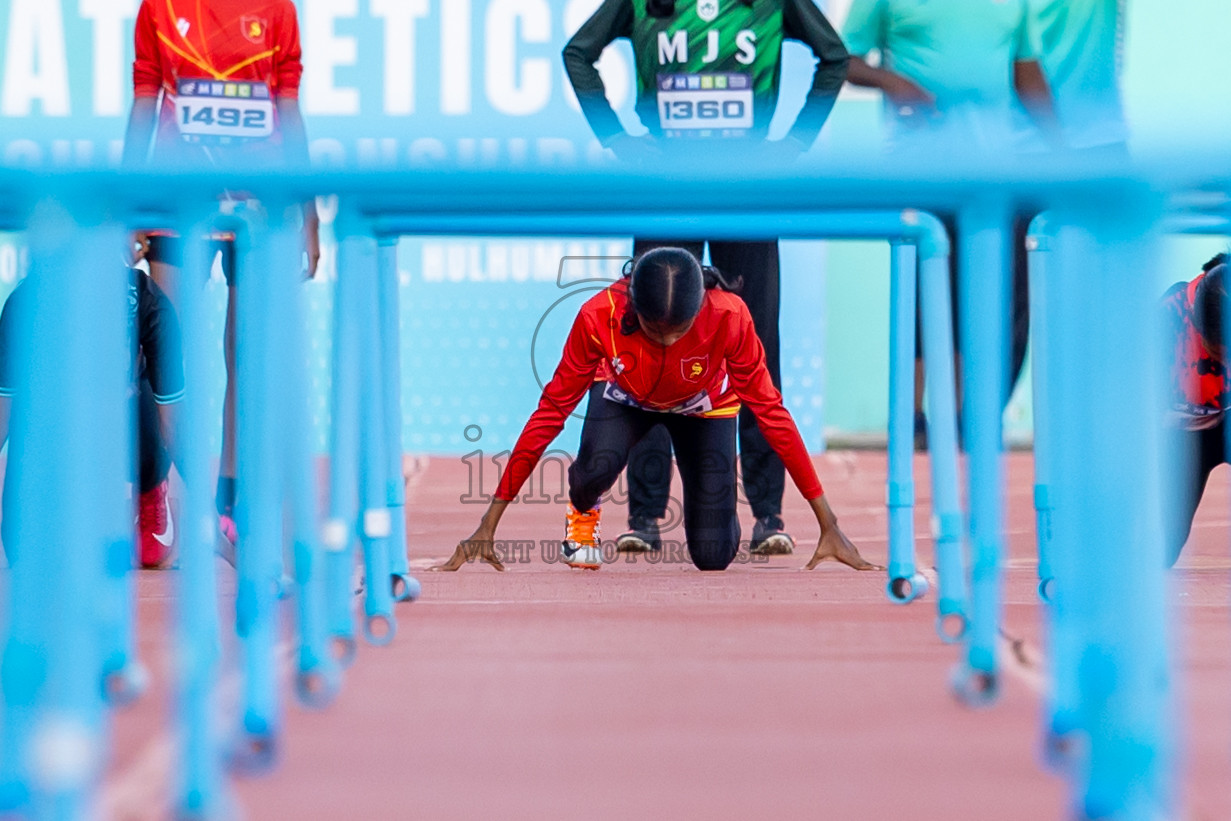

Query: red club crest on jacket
left=241, top=16, right=268, bottom=43
left=681, top=355, right=709, bottom=382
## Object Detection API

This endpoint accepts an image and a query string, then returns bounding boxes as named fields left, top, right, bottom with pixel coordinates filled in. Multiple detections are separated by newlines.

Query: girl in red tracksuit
left=438, top=247, right=879, bottom=573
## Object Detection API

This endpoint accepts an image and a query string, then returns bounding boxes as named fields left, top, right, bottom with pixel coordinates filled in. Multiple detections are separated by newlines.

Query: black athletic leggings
left=1165, top=420, right=1228, bottom=567
left=136, top=375, right=171, bottom=494
left=625, top=239, right=785, bottom=523
left=569, top=384, right=740, bottom=571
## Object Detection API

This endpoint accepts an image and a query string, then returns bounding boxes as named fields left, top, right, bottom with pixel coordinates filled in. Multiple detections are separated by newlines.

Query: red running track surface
left=101, top=452, right=1231, bottom=820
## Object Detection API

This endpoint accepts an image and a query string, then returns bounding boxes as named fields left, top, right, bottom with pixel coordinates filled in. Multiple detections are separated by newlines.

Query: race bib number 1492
left=176, top=79, right=275, bottom=143
left=657, top=72, right=754, bottom=134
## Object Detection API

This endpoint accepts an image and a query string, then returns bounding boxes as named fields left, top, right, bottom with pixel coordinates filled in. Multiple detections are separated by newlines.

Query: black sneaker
left=749, top=515, right=795, bottom=555
left=616, top=517, right=662, bottom=553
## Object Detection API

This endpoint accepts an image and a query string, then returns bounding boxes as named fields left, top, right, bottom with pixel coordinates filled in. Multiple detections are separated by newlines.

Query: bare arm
left=121, top=97, right=158, bottom=168
left=275, top=97, right=320, bottom=277
left=1014, top=60, right=1063, bottom=147
left=845, top=55, right=938, bottom=119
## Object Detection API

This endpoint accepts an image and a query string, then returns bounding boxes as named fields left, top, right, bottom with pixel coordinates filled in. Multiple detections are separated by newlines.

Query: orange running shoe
left=562, top=504, right=602, bottom=570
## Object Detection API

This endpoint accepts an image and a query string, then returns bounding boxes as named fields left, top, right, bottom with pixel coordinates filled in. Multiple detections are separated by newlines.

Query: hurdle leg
left=376, top=237, right=420, bottom=603
left=1027, top=215, right=1056, bottom=600
left=916, top=226, right=968, bottom=642
left=1049, top=198, right=1174, bottom=819
left=172, top=217, right=231, bottom=818
left=1028, top=212, right=1084, bottom=772
left=324, top=232, right=367, bottom=666
left=951, top=201, right=1010, bottom=705
left=256, top=206, right=340, bottom=708
left=355, top=239, right=396, bottom=645
left=230, top=209, right=289, bottom=773
left=0, top=201, right=127, bottom=814
left=886, top=240, right=926, bottom=603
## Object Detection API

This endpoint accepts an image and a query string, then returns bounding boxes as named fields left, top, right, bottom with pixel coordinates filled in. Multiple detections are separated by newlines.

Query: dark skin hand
left=804, top=495, right=883, bottom=571
left=433, top=499, right=509, bottom=571
left=432, top=496, right=882, bottom=572
left=1012, top=60, right=1063, bottom=148
left=845, top=56, right=939, bottom=122
left=847, top=54, right=1064, bottom=148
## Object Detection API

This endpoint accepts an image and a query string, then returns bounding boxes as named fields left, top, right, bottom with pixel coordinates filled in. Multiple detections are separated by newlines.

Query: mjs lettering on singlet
left=656, top=29, right=759, bottom=65
left=632, top=0, right=784, bottom=138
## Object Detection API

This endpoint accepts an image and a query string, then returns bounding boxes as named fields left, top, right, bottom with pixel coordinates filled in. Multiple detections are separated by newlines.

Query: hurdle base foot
left=391, top=573, right=421, bottom=603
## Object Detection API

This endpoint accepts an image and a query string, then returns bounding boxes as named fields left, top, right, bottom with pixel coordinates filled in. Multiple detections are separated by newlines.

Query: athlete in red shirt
left=122, top=0, right=319, bottom=559
left=125, top=0, right=309, bottom=168
left=1162, top=255, right=1231, bottom=565
left=437, top=247, right=880, bottom=573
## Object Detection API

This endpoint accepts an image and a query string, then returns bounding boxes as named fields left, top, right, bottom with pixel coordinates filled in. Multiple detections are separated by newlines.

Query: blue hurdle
left=949, top=200, right=1011, bottom=705
left=371, top=208, right=969, bottom=639
left=1045, top=192, right=1173, bottom=820
left=0, top=158, right=1207, bottom=818
left=230, top=208, right=292, bottom=773
left=0, top=201, right=128, bottom=815
left=377, top=239, right=421, bottom=604
left=172, top=215, right=230, bottom=817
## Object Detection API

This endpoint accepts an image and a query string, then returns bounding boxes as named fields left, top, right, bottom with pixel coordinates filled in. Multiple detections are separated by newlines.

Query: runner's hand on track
left=805, top=527, right=883, bottom=572
left=433, top=527, right=505, bottom=572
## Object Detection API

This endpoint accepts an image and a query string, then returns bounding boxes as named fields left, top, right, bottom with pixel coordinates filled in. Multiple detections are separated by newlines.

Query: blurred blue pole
left=953, top=200, right=1009, bottom=704
left=173, top=217, right=229, bottom=817
left=886, top=241, right=926, bottom=604
left=916, top=226, right=968, bottom=643
left=355, top=238, right=396, bottom=645
left=1049, top=197, right=1173, bottom=820
left=324, top=231, right=365, bottom=664
left=271, top=212, right=338, bottom=708
left=1027, top=214, right=1056, bottom=600
left=1029, top=211, right=1084, bottom=772
left=0, top=200, right=127, bottom=817
left=231, top=209, right=284, bottom=772
left=377, top=239, right=420, bottom=604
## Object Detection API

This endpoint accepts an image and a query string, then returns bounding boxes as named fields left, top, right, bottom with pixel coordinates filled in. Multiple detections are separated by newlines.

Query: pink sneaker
left=217, top=514, right=238, bottom=567
left=138, top=481, right=175, bottom=568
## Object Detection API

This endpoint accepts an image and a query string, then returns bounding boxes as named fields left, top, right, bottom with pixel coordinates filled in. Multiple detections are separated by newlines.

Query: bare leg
left=147, top=260, right=178, bottom=307
left=914, top=358, right=926, bottom=414
left=220, top=285, right=238, bottom=481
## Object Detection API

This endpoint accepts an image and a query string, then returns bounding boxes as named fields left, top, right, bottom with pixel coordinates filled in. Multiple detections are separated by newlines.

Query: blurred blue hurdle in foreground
left=0, top=155, right=1219, bottom=819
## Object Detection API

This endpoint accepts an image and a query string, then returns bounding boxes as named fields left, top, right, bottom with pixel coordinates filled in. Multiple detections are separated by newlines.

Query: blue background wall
left=1, top=0, right=1228, bottom=454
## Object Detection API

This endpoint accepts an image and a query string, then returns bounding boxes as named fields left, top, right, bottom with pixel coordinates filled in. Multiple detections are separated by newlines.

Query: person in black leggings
left=437, top=247, right=880, bottom=574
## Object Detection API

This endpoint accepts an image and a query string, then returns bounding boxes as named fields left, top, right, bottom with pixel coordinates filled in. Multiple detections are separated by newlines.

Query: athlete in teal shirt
left=842, top=0, right=1060, bottom=150
left=1031, top=0, right=1127, bottom=150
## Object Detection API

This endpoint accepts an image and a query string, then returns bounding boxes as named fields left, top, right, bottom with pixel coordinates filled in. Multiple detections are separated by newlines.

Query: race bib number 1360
left=175, top=79, right=274, bottom=143
left=657, top=72, right=754, bottom=135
